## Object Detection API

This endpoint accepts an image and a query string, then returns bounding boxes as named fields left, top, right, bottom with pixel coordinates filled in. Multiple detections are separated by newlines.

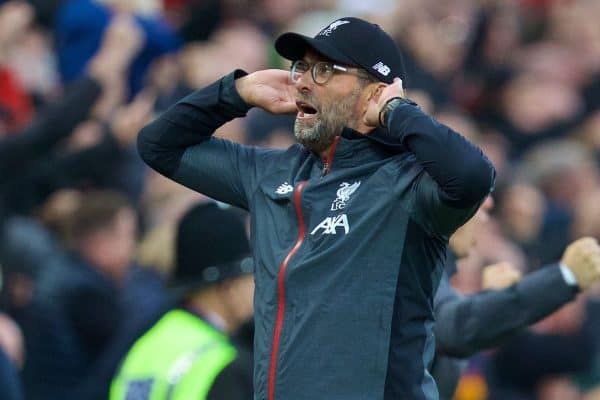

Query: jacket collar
left=312, top=126, right=406, bottom=169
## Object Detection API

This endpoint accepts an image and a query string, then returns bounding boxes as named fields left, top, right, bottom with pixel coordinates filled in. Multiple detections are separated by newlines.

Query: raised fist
left=482, top=262, right=522, bottom=290
left=561, top=237, right=600, bottom=290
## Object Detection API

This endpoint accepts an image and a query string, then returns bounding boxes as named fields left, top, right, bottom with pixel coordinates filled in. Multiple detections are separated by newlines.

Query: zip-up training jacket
left=138, top=70, right=496, bottom=400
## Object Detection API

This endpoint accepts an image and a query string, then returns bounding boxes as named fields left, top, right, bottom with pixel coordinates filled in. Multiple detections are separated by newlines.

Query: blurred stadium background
left=1, top=0, right=600, bottom=399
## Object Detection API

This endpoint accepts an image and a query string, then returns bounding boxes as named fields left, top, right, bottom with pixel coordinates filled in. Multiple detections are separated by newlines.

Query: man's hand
left=0, top=0, right=33, bottom=63
left=561, top=237, right=600, bottom=290
left=87, top=15, right=145, bottom=87
left=111, top=90, right=156, bottom=147
left=0, top=1, right=33, bottom=46
left=363, top=77, right=405, bottom=128
left=482, top=262, right=522, bottom=290
left=235, top=69, right=297, bottom=114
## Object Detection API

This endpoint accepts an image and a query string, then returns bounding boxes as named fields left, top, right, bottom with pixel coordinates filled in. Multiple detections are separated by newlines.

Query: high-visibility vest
left=110, top=309, right=237, bottom=400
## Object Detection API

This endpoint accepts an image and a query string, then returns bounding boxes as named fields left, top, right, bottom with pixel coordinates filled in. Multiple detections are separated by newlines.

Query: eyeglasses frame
left=290, top=59, right=374, bottom=85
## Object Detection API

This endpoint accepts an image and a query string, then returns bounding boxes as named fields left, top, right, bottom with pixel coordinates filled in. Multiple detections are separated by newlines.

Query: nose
left=293, top=68, right=312, bottom=93
left=482, top=195, right=494, bottom=212
left=477, top=195, right=494, bottom=223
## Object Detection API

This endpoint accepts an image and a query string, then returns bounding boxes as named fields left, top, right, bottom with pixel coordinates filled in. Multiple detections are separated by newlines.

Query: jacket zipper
left=321, top=135, right=340, bottom=176
left=268, top=180, right=307, bottom=400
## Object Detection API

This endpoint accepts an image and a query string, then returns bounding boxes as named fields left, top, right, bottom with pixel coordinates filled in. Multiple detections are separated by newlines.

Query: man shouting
left=138, top=17, right=495, bottom=400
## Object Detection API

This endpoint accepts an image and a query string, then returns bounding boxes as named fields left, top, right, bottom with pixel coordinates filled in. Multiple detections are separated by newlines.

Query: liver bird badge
left=331, top=181, right=361, bottom=211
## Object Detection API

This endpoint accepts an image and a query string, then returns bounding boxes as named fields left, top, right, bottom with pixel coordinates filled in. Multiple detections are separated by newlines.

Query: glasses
left=290, top=60, right=372, bottom=85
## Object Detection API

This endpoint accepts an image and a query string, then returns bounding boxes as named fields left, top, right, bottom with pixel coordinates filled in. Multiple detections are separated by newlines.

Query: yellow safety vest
left=110, top=309, right=237, bottom=400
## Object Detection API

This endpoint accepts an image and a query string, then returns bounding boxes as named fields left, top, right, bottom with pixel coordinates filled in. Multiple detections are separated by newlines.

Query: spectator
left=21, top=190, right=137, bottom=400
left=433, top=195, right=600, bottom=398
left=54, top=0, right=180, bottom=95
left=110, top=202, right=254, bottom=400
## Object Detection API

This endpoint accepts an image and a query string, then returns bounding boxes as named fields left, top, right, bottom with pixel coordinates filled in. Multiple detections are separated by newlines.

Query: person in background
left=0, top=13, right=143, bottom=176
left=54, top=0, right=179, bottom=95
left=110, top=202, right=254, bottom=400
left=432, top=196, right=600, bottom=399
left=73, top=211, right=173, bottom=400
left=21, top=190, right=137, bottom=400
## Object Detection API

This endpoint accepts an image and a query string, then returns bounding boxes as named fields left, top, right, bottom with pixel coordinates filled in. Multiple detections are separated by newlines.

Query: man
left=432, top=197, right=600, bottom=399
left=110, top=202, right=254, bottom=400
left=138, top=17, right=495, bottom=399
left=21, top=190, right=137, bottom=400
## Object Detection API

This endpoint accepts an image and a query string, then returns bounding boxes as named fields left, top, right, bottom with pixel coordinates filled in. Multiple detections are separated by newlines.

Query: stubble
left=294, top=87, right=362, bottom=154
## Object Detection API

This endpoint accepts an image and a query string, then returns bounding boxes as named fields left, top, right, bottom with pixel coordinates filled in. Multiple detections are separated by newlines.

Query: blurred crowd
left=0, top=0, right=600, bottom=399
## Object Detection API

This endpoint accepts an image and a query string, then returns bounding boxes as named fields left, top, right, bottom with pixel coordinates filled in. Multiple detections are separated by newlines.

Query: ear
left=360, top=83, right=385, bottom=113
left=366, top=83, right=387, bottom=103
left=359, top=82, right=386, bottom=117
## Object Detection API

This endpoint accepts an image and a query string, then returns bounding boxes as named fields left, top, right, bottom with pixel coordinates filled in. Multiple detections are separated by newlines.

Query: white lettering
left=372, top=61, right=391, bottom=76
left=311, top=214, right=350, bottom=235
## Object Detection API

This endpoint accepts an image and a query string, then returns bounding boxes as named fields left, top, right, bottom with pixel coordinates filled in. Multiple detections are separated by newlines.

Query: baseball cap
left=275, top=17, right=405, bottom=84
left=170, top=202, right=253, bottom=297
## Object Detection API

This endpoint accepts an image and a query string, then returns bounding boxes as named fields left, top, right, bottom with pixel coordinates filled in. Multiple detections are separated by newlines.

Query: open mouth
left=296, top=101, right=318, bottom=119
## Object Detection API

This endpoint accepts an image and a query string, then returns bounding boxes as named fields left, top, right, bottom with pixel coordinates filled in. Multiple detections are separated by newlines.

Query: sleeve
left=0, top=131, right=122, bottom=215
left=0, top=77, right=102, bottom=180
left=137, top=70, right=283, bottom=211
left=35, top=129, right=122, bottom=186
left=385, top=102, right=496, bottom=236
left=206, top=349, right=254, bottom=400
left=434, top=265, right=578, bottom=358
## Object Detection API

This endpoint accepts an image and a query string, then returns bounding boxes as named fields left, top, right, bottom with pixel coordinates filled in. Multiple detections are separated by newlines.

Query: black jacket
left=0, top=347, right=22, bottom=400
left=21, top=255, right=121, bottom=400
left=0, top=77, right=101, bottom=184
left=432, top=258, right=578, bottom=399
left=137, top=70, right=495, bottom=399
left=0, top=77, right=102, bottom=221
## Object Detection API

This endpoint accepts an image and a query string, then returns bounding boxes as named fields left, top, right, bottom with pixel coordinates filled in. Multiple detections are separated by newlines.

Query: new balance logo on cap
left=319, top=20, right=350, bottom=36
left=372, top=61, right=391, bottom=76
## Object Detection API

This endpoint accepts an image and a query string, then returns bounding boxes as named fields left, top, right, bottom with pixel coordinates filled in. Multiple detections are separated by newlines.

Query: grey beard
left=294, top=89, right=361, bottom=154
left=294, top=118, right=336, bottom=154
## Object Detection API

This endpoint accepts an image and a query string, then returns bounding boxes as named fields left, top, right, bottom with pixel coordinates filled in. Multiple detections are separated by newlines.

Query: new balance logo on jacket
left=275, top=182, right=294, bottom=194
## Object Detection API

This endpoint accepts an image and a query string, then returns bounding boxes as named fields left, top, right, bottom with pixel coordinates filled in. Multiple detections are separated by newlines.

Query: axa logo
left=319, top=20, right=350, bottom=36
left=275, top=182, right=294, bottom=195
left=372, top=61, right=391, bottom=76
left=311, top=214, right=350, bottom=235
left=331, top=181, right=361, bottom=211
